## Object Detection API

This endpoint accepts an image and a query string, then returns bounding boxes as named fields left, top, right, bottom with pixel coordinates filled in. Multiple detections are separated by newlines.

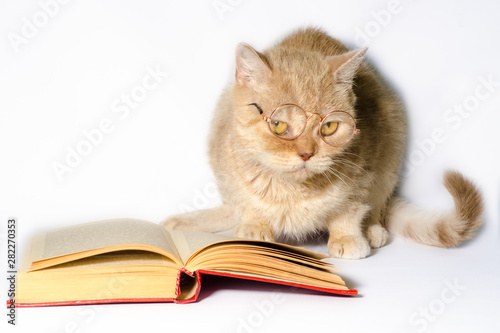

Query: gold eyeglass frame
left=249, top=103, right=360, bottom=147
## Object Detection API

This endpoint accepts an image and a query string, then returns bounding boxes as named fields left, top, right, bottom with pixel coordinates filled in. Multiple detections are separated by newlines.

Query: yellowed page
left=169, top=230, right=239, bottom=264
left=186, top=244, right=335, bottom=272
left=169, top=230, right=345, bottom=291
left=40, top=250, right=177, bottom=270
left=169, top=230, right=328, bottom=265
left=207, top=269, right=348, bottom=291
left=30, top=219, right=180, bottom=265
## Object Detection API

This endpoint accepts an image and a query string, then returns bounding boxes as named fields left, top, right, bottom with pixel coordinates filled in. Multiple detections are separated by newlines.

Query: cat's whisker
left=338, top=151, right=368, bottom=167
left=332, top=158, right=368, bottom=175
left=326, top=167, right=350, bottom=190
left=321, top=171, right=335, bottom=188
left=326, top=166, right=360, bottom=194
left=339, top=171, right=358, bottom=189
left=322, top=170, right=357, bottom=197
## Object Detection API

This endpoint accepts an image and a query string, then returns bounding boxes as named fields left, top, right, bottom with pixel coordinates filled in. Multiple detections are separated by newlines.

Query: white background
left=1, top=0, right=499, bottom=332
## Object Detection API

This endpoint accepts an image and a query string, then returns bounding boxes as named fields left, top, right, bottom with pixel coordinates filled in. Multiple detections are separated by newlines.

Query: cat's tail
left=385, top=171, right=484, bottom=247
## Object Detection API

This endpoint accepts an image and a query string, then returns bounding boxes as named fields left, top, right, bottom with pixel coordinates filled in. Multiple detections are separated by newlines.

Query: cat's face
left=231, top=43, right=365, bottom=181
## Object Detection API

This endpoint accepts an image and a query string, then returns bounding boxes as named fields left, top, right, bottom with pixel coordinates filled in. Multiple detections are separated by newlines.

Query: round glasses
left=251, top=103, right=360, bottom=147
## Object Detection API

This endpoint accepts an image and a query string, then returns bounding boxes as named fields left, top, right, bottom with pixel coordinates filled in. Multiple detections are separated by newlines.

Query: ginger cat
left=163, top=28, right=483, bottom=259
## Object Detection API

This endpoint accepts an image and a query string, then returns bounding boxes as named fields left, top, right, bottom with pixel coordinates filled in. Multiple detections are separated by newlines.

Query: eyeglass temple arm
left=248, top=103, right=272, bottom=122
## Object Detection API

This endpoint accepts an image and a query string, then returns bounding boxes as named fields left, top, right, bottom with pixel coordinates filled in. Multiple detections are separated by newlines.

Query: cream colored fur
left=162, top=28, right=483, bottom=259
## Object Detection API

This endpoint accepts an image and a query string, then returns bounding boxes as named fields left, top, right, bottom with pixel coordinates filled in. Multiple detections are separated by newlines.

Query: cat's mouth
left=286, top=160, right=329, bottom=177
left=289, top=162, right=311, bottom=174
left=270, top=158, right=323, bottom=178
left=296, top=164, right=308, bottom=172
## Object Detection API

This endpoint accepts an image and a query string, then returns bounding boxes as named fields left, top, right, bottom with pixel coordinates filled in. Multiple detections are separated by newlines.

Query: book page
left=30, top=219, right=180, bottom=264
left=169, top=230, right=328, bottom=265
left=169, top=230, right=240, bottom=264
left=41, top=251, right=177, bottom=271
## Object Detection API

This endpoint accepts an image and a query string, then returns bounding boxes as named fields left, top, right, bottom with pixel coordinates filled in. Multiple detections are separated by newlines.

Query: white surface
left=1, top=0, right=499, bottom=332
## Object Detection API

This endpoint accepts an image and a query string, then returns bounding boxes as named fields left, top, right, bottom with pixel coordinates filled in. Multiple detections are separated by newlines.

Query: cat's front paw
left=328, top=234, right=371, bottom=259
left=234, top=222, right=274, bottom=242
left=366, top=224, right=390, bottom=248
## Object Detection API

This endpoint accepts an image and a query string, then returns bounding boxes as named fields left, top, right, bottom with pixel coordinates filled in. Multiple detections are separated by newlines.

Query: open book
left=15, top=219, right=357, bottom=306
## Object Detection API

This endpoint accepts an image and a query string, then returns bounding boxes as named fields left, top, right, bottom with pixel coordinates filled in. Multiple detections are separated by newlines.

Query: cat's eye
left=271, top=121, right=289, bottom=135
left=267, top=104, right=305, bottom=139
left=320, top=121, right=338, bottom=136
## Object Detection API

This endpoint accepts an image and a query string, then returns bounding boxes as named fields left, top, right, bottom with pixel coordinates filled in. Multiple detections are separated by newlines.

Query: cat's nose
left=299, top=152, right=314, bottom=161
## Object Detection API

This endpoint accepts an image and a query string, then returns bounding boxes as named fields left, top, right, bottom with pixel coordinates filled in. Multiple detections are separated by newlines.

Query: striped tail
left=386, top=171, right=484, bottom=247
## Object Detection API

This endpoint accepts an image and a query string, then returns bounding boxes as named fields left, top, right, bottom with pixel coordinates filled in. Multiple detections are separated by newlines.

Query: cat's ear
left=327, top=48, right=367, bottom=85
left=235, top=43, right=272, bottom=86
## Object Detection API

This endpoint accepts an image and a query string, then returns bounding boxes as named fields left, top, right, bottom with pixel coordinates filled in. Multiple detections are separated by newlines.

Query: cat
left=162, top=28, right=483, bottom=259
